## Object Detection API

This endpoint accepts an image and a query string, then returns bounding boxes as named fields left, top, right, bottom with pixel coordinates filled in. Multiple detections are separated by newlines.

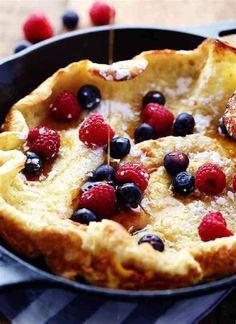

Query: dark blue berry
left=134, top=123, right=156, bottom=143
left=77, top=85, right=101, bottom=110
left=142, top=91, right=166, bottom=107
left=108, top=137, right=131, bottom=159
left=172, top=171, right=195, bottom=195
left=116, top=183, right=142, bottom=208
left=14, top=40, right=31, bottom=53
left=71, top=208, right=97, bottom=224
left=219, top=118, right=230, bottom=137
left=62, top=10, right=79, bottom=29
left=81, top=181, right=104, bottom=192
left=138, top=233, right=164, bottom=252
left=173, top=113, right=195, bottom=136
left=24, top=151, right=43, bottom=175
left=164, top=151, right=189, bottom=176
left=92, top=164, right=115, bottom=182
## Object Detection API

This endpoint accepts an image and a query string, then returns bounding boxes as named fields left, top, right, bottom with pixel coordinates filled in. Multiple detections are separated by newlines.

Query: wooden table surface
left=0, top=0, right=236, bottom=57
left=0, top=0, right=236, bottom=323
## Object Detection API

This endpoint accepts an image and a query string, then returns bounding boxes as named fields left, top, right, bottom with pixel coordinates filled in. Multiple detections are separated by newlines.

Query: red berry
left=195, top=163, right=226, bottom=195
left=28, top=126, right=60, bottom=160
left=50, top=91, right=81, bottom=121
left=80, top=184, right=116, bottom=218
left=23, top=13, right=53, bottom=43
left=143, top=103, right=174, bottom=136
left=79, top=114, right=115, bottom=148
left=198, top=211, right=233, bottom=242
left=89, top=1, right=115, bottom=26
left=116, top=162, right=149, bottom=192
left=233, top=176, right=236, bottom=192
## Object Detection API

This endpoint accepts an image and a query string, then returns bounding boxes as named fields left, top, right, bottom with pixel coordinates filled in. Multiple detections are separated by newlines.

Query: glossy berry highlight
left=108, top=137, right=131, bottom=159
left=116, top=183, right=142, bottom=209
left=71, top=208, right=97, bottom=225
left=164, top=151, right=189, bottom=176
left=24, top=151, right=43, bottom=175
left=138, top=233, right=164, bottom=251
left=134, top=123, right=156, bottom=143
left=172, top=171, right=195, bottom=195
left=173, top=113, right=195, bottom=137
left=142, top=91, right=166, bottom=107
left=77, top=85, right=101, bottom=110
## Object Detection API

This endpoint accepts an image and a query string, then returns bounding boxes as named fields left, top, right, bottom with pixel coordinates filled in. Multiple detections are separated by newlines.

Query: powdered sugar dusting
left=187, top=200, right=208, bottom=220
left=215, top=197, right=226, bottom=205
left=98, top=59, right=147, bottom=81
left=141, top=197, right=149, bottom=209
left=129, top=147, right=147, bottom=162
left=164, top=77, right=193, bottom=98
left=227, top=191, right=235, bottom=201
left=94, top=100, right=134, bottom=121
left=189, top=151, right=231, bottom=169
left=194, top=114, right=212, bottom=133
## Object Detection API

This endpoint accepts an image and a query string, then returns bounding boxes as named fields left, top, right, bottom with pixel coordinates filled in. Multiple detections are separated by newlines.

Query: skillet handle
left=184, top=19, right=236, bottom=38
left=0, top=246, right=58, bottom=290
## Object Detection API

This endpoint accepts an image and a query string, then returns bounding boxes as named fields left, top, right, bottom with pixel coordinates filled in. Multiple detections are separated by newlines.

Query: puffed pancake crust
left=1, top=39, right=236, bottom=290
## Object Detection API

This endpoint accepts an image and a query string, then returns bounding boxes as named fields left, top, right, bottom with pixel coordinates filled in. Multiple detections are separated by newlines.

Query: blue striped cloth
left=0, top=286, right=233, bottom=323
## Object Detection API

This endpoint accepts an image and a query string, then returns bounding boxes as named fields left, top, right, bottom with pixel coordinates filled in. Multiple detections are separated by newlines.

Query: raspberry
left=143, top=103, right=174, bottom=136
left=233, top=175, right=236, bottom=192
left=116, top=162, right=149, bottom=192
left=89, top=1, right=115, bottom=26
left=198, top=211, right=233, bottom=242
left=79, top=114, right=115, bottom=148
left=28, top=126, right=60, bottom=160
left=195, top=163, right=226, bottom=195
left=80, top=184, right=116, bottom=218
left=23, top=13, right=53, bottom=43
left=49, top=92, right=81, bottom=121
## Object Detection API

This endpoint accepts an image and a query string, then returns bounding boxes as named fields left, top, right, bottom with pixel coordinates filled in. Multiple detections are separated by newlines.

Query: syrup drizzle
left=107, top=14, right=115, bottom=167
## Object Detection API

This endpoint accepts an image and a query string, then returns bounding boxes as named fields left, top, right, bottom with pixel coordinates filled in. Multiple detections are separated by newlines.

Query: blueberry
left=23, top=152, right=43, bottom=175
left=172, top=171, right=195, bottom=195
left=142, top=91, right=166, bottom=107
left=108, top=137, right=131, bottom=159
left=116, top=183, right=142, bottom=208
left=219, top=118, right=230, bottom=137
left=134, top=123, right=156, bottom=143
left=62, top=10, right=79, bottom=29
left=77, top=85, right=101, bottom=110
left=81, top=181, right=104, bottom=192
left=92, top=164, right=115, bottom=182
left=138, top=233, right=164, bottom=252
left=71, top=208, right=97, bottom=224
left=173, top=113, right=195, bottom=136
left=14, top=40, right=31, bottom=53
left=164, top=151, right=189, bottom=176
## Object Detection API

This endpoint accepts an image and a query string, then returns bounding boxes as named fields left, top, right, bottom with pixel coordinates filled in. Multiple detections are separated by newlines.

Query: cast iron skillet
left=0, top=20, right=236, bottom=300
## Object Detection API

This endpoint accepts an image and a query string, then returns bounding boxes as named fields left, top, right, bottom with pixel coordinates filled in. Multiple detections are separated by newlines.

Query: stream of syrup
left=107, top=15, right=115, bottom=167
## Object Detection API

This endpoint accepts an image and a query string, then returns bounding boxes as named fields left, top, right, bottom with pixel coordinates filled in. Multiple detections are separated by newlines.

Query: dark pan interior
left=1, top=26, right=236, bottom=299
